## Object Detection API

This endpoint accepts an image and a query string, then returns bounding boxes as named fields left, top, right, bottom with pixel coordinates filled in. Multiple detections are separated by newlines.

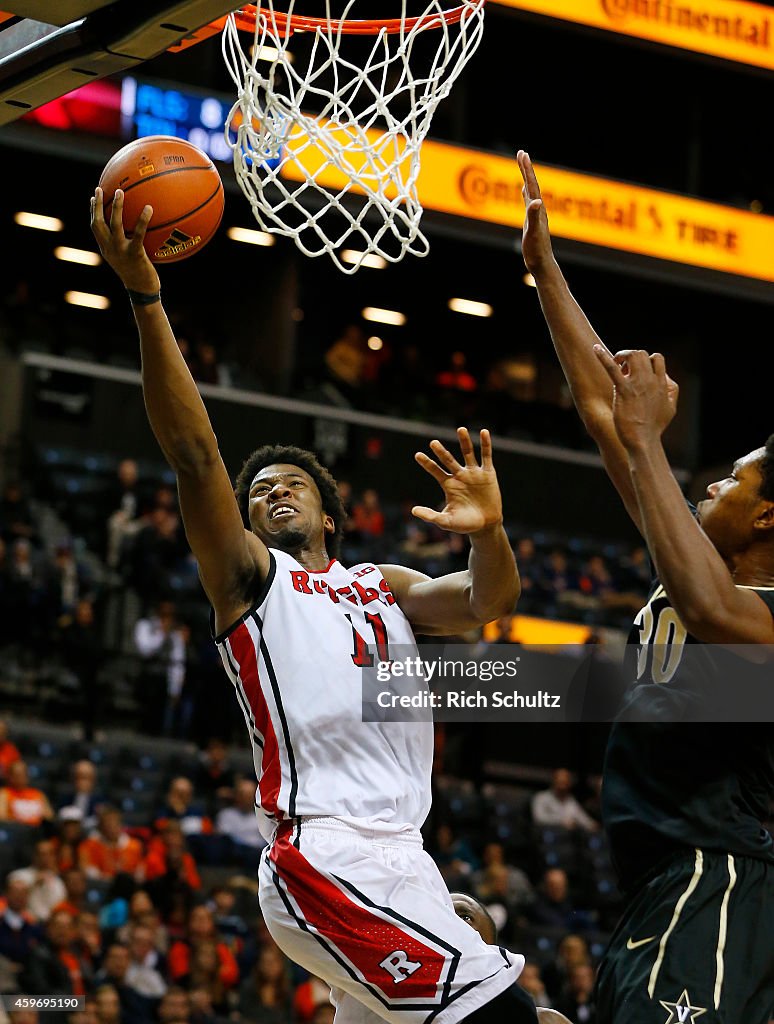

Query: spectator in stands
left=94, top=944, right=155, bottom=1024
left=0, top=877, right=43, bottom=970
left=432, top=824, right=478, bottom=888
left=78, top=806, right=143, bottom=880
left=215, top=779, right=265, bottom=868
left=48, top=543, right=90, bottom=623
left=104, top=459, right=147, bottom=572
left=58, top=761, right=103, bottom=831
left=207, top=886, right=247, bottom=956
left=193, top=739, right=235, bottom=816
left=54, top=809, right=87, bottom=873
left=125, top=922, right=167, bottom=1000
left=0, top=481, right=36, bottom=545
left=305, top=324, right=370, bottom=409
left=133, top=601, right=191, bottom=737
left=0, top=538, right=11, bottom=648
left=512, top=537, right=538, bottom=611
left=9, top=839, right=67, bottom=922
left=92, top=984, right=121, bottom=1024
left=180, top=940, right=231, bottom=1016
left=0, top=718, right=21, bottom=779
left=22, top=909, right=87, bottom=1005
left=351, top=489, right=385, bottom=541
left=293, top=977, right=332, bottom=1024
left=0, top=760, right=54, bottom=826
left=156, top=777, right=212, bottom=838
left=59, top=601, right=103, bottom=742
left=127, top=501, right=186, bottom=608
left=532, top=768, right=599, bottom=832
left=528, top=869, right=591, bottom=933
left=74, top=910, right=103, bottom=974
left=141, top=822, right=201, bottom=920
left=168, top=906, right=239, bottom=994
left=189, top=341, right=232, bottom=388
left=6, top=540, right=48, bottom=645
left=536, top=549, right=580, bottom=608
left=518, top=961, right=552, bottom=1008
left=157, top=987, right=191, bottom=1023
left=52, top=868, right=87, bottom=919
left=541, top=934, right=592, bottom=1004
left=471, top=843, right=534, bottom=915
left=554, top=963, right=597, bottom=1023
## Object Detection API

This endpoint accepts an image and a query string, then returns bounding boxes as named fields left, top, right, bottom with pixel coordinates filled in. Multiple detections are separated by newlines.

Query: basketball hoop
left=222, top=0, right=485, bottom=273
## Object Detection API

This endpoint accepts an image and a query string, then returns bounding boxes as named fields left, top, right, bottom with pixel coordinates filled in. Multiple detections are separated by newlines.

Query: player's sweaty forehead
left=249, top=464, right=316, bottom=493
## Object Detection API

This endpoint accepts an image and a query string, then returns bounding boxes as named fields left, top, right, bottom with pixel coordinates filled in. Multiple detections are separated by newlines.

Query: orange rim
left=231, top=1, right=481, bottom=35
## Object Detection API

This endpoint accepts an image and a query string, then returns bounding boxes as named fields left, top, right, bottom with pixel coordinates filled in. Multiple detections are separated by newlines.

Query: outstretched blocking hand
left=593, top=347, right=680, bottom=451
left=413, top=428, right=503, bottom=535
left=517, top=150, right=555, bottom=275
left=90, top=187, right=160, bottom=295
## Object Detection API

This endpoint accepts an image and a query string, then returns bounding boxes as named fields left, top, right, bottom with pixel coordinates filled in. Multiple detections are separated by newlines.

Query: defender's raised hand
left=90, top=187, right=160, bottom=295
left=517, top=150, right=555, bottom=276
left=413, top=428, right=503, bottom=535
left=593, top=347, right=679, bottom=452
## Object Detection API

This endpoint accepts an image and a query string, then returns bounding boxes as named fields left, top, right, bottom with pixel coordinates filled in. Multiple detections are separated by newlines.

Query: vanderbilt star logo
left=659, top=990, right=707, bottom=1024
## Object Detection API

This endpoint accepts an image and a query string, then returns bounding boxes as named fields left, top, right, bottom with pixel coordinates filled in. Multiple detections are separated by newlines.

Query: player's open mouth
left=270, top=505, right=298, bottom=520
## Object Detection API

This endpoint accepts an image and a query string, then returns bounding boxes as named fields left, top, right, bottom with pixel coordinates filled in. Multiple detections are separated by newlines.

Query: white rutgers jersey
left=214, top=548, right=433, bottom=839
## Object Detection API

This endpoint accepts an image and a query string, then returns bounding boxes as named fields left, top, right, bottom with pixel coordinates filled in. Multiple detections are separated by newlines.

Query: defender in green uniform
left=517, top=151, right=774, bottom=1024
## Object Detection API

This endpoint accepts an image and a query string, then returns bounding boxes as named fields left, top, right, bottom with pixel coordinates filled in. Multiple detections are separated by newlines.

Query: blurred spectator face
left=129, top=890, right=154, bottom=918
left=99, top=810, right=123, bottom=842
left=75, top=599, right=95, bottom=627
left=79, top=1001, right=99, bottom=1024
left=191, top=940, right=218, bottom=974
left=485, top=864, right=509, bottom=898
left=205, top=738, right=226, bottom=764
left=168, top=777, right=194, bottom=807
left=6, top=760, right=29, bottom=788
left=59, top=809, right=85, bottom=840
left=517, top=537, right=535, bottom=560
left=211, top=888, right=235, bottom=915
left=435, top=824, right=453, bottom=850
left=130, top=925, right=155, bottom=962
left=235, top=779, right=257, bottom=812
left=544, top=869, right=568, bottom=903
left=258, top=944, right=286, bottom=982
left=518, top=963, right=545, bottom=1000
left=361, top=489, right=380, bottom=510
left=548, top=549, right=567, bottom=572
left=312, top=1005, right=336, bottom=1024
left=337, top=481, right=352, bottom=506
left=569, top=963, right=595, bottom=997
left=325, top=327, right=368, bottom=386
left=552, top=769, right=573, bottom=796
left=77, top=911, right=101, bottom=949
left=47, top=911, right=75, bottom=949
left=63, top=868, right=87, bottom=901
left=33, top=840, right=57, bottom=872
left=103, top=944, right=130, bottom=981
left=158, top=988, right=190, bottom=1023
left=558, top=934, right=590, bottom=967
left=12, top=539, right=31, bottom=565
left=482, top=843, right=504, bottom=867
left=117, top=460, right=138, bottom=488
left=154, top=486, right=177, bottom=511
left=5, top=877, right=30, bottom=913
left=189, top=989, right=214, bottom=1014
left=9, top=1012, right=39, bottom=1024
left=94, top=985, right=121, bottom=1024
left=158, top=600, right=177, bottom=627
left=73, top=760, right=97, bottom=793
left=188, top=905, right=214, bottom=941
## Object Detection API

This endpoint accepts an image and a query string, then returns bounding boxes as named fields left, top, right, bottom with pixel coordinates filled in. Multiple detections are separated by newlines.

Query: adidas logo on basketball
left=154, top=228, right=201, bottom=259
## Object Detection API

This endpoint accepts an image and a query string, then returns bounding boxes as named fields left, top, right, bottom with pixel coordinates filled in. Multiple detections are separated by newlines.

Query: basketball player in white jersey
left=91, top=189, right=539, bottom=1024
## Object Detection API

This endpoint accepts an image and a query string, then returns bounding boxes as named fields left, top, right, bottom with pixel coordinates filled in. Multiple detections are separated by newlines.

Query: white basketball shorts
left=259, top=817, right=523, bottom=1024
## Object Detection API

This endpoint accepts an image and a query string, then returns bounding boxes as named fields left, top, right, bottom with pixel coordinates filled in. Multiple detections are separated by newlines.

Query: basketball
left=98, top=136, right=224, bottom=264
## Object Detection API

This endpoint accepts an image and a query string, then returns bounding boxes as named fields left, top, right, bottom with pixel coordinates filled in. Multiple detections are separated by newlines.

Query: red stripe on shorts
left=271, top=829, right=447, bottom=1000
left=228, top=622, right=282, bottom=816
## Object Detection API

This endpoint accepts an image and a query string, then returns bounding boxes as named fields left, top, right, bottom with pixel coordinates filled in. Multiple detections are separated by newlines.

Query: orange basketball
left=99, top=136, right=225, bottom=264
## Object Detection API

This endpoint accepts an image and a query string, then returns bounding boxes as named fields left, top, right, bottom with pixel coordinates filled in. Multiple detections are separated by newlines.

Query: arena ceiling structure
left=0, top=1, right=241, bottom=124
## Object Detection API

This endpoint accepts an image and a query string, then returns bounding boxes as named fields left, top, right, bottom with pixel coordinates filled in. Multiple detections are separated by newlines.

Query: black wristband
left=127, top=287, right=161, bottom=306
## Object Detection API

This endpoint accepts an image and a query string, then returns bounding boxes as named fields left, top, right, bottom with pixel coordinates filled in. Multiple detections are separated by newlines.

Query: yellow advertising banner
left=492, top=0, right=774, bottom=71
left=282, top=134, right=774, bottom=284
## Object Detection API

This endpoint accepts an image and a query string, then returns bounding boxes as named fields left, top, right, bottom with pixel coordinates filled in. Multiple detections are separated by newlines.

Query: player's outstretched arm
left=90, top=188, right=268, bottom=628
left=595, top=346, right=774, bottom=644
left=380, top=429, right=520, bottom=635
left=517, top=150, right=650, bottom=534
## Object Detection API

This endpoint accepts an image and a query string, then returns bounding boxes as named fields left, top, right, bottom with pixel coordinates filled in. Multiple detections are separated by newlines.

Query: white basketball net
left=222, top=0, right=484, bottom=273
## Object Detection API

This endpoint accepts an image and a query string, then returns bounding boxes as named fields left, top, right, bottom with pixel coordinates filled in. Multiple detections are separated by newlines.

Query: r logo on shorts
left=380, top=951, right=422, bottom=984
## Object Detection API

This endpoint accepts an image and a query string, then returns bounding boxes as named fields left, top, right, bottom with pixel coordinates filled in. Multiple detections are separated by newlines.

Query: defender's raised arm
left=90, top=188, right=267, bottom=631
